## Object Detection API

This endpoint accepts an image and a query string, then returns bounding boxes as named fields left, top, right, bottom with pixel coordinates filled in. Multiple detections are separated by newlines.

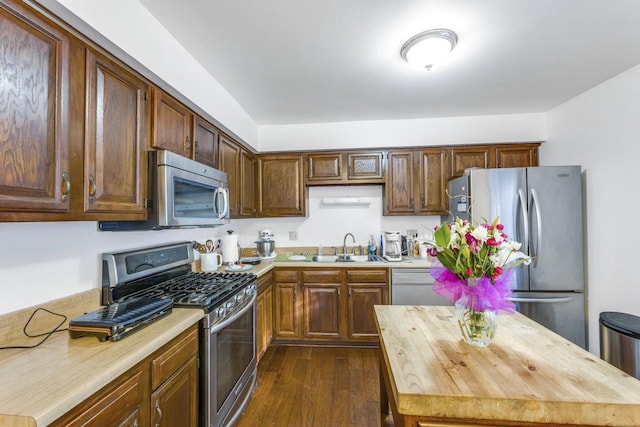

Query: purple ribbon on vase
left=430, top=263, right=516, bottom=313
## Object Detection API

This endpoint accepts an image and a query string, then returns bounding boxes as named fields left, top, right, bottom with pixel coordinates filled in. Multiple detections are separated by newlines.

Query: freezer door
left=526, top=166, right=584, bottom=292
left=511, top=291, right=586, bottom=349
left=468, top=168, right=529, bottom=291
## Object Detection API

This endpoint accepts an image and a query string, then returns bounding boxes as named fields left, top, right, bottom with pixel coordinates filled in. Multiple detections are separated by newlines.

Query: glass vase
left=455, top=293, right=498, bottom=347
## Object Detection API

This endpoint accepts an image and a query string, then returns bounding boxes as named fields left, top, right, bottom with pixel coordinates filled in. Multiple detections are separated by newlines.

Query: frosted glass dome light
left=400, top=29, right=458, bottom=70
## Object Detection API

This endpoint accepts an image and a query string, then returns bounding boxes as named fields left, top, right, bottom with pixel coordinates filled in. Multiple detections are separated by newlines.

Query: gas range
left=101, top=241, right=257, bottom=326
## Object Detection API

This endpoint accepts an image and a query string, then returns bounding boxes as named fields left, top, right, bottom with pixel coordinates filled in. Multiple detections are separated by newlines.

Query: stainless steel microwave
left=99, top=150, right=230, bottom=231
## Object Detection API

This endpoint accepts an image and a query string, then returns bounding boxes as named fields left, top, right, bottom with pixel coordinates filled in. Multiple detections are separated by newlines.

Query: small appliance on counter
left=255, top=229, right=277, bottom=259
left=382, top=231, right=402, bottom=262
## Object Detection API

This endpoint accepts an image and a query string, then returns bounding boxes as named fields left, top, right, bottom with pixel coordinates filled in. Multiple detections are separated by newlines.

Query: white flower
left=471, top=225, right=489, bottom=242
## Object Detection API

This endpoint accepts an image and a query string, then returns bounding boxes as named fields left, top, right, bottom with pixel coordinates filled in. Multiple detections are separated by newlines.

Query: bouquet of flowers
left=427, top=217, right=531, bottom=313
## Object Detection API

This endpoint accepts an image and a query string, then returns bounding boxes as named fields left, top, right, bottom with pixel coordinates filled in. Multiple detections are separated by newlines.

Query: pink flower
left=496, top=224, right=504, bottom=231
left=495, top=266, right=503, bottom=275
left=466, top=269, right=473, bottom=277
left=486, top=237, right=500, bottom=246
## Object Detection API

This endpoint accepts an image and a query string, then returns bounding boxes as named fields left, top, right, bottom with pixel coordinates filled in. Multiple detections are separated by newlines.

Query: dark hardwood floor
left=236, top=345, right=381, bottom=427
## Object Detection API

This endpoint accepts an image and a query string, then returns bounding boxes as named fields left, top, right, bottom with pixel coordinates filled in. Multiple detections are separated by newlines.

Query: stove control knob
left=225, top=301, right=235, bottom=310
left=217, top=307, right=226, bottom=317
left=236, top=294, right=244, bottom=303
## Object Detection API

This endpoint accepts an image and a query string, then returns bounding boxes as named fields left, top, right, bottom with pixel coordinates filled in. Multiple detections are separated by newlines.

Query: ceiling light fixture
left=400, top=28, right=458, bottom=70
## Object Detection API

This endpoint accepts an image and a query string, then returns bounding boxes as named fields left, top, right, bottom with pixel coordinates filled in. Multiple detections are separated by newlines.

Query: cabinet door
left=495, top=144, right=538, bottom=168
left=0, top=2, right=71, bottom=213
left=416, top=149, right=448, bottom=214
left=274, top=282, right=300, bottom=339
left=303, top=284, right=342, bottom=339
left=217, top=134, right=241, bottom=217
left=450, top=146, right=492, bottom=178
left=258, top=154, right=306, bottom=217
left=384, top=151, right=415, bottom=215
left=239, top=148, right=256, bottom=217
left=256, top=283, right=273, bottom=362
left=150, top=356, right=198, bottom=427
left=347, top=284, right=387, bottom=339
left=306, top=153, right=343, bottom=184
left=83, top=49, right=147, bottom=216
left=347, top=151, right=384, bottom=182
left=151, top=89, right=193, bottom=158
left=193, top=116, right=218, bottom=168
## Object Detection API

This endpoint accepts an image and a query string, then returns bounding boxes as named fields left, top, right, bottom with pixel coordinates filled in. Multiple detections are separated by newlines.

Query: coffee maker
left=382, top=231, right=402, bottom=262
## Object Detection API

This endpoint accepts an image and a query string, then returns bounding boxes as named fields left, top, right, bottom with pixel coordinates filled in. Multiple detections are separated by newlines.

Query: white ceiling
left=138, top=0, right=640, bottom=126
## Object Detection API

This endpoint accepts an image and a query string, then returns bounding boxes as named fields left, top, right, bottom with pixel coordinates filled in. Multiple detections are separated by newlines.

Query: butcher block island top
left=374, top=305, right=640, bottom=427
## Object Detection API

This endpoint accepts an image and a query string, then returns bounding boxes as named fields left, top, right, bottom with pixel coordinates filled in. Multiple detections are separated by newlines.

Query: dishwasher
left=391, top=268, right=452, bottom=306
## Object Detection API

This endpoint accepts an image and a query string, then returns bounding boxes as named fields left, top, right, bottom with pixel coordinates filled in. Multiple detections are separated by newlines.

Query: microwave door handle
left=215, top=187, right=229, bottom=219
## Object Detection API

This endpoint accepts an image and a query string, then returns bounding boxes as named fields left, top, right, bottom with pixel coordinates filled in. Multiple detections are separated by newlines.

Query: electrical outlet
left=289, top=231, right=298, bottom=241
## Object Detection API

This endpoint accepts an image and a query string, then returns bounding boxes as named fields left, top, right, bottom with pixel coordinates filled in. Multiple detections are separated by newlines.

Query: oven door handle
left=210, top=291, right=256, bottom=335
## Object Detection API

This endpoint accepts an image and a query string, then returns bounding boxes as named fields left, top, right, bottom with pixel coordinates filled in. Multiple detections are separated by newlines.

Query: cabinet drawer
left=151, top=326, right=198, bottom=390
left=303, top=270, right=342, bottom=283
left=52, top=370, right=145, bottom=427
left=274, top=269, right=299, bottom=282
left=346, top=270, right=388, bottom=283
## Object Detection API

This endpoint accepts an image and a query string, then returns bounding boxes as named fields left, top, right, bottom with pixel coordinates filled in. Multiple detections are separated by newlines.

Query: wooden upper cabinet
left=384, top=151, right=415, bottom=215
left=240, top=149, right=256, bottom=217
left=416, top=149, right=449, bottom=214
left=83, top=49, right=147, bottom=217
left=193, top=116, right=219, bottom=168
left=151, top=89, right=193, bottom=158
left=258, top=153, right=306, bottom=217
left=495, top=144, right=539, bottom=168
left=0, top=1, right=71, bottom=214
left=306, top=153, right=343, bottom=184
left=450, top=146, right=492, bottom=178
left=217, top=133, right=241, bottom=217
left=306, top=151, right=384, bottom=185
left=347, top=151, right=384, bottom=181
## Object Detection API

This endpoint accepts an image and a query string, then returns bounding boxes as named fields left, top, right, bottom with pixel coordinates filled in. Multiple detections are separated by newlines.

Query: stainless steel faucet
left=343, top=233, right=355, bottom=257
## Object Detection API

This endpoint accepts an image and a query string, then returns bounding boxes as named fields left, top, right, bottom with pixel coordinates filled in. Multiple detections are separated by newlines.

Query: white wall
left=543, top=64, right=640, bottom=354
left=53, top=0, right=258, bottom=148
left=259, top=113, right=545, bottom=151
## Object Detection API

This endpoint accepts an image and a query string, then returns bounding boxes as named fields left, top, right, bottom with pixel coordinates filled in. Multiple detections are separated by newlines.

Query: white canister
left=418, top=240, right=429, bottom=258
left=201, top=252, right=223, bottom=271
left=221, top=231, right=239, bottom=264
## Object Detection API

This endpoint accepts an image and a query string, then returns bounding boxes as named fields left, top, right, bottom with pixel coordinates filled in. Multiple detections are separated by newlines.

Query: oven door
left=202, top=295, right=257, bottom=427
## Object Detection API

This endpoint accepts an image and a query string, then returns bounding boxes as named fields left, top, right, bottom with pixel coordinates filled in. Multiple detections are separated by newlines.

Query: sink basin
left=311, top=255, right=338, bottom=262
left=311, top=254, right=370, bottom=262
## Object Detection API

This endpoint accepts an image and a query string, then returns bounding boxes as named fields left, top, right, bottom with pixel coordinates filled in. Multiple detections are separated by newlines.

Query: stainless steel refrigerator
left=447, top=166, right=587, bottom=348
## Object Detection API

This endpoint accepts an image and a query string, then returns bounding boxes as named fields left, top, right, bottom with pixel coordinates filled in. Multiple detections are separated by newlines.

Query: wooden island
left=375, top=305, right=640, bottom=427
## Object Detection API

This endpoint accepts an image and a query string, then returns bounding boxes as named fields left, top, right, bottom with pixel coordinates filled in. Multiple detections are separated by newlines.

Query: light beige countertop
left=375, top=305, right=640, bottom=426
left=0, top=290, right=203, bottom=427
left=0, top=256, right=427, bottom=426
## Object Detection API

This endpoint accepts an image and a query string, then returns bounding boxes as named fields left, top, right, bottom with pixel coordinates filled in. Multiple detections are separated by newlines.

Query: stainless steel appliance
left=102, top=242, right=257, bottom=427
left=391, top=268, right=452, bottom=306
left=382, top=231, right=402, bottom=262
left=447, top=166, right=586, bottom=348
left=256, top=229, right=276, bottom=259
left=99, top=150, right=230, bottom=231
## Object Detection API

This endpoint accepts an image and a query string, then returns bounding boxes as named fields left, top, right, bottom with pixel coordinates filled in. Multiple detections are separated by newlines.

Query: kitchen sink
left=311, top=254, right=370, bottom=262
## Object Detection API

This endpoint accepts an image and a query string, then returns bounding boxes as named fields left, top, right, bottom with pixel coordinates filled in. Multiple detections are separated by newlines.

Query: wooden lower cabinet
left=273, top=267, right=388, bottom=344
left=256, top=272, right=274, bottom=361
left=51, top=324, right=199, bottom=427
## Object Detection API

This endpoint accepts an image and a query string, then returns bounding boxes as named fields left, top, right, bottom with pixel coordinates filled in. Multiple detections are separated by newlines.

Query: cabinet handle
left=194, top=140, right=199, bottom=155
left=337, top=288, right=341, bottom=297
left=348, top=288, right=352, bottom=297
left=88, top=175, right=96, bottom=203
left=133, top=419, right=139, bottom=427
left=61, top=172, right=70, bottom=202
left=155, top=400, right=163, bottom=427
left=186, top=135, right=191, bottom=152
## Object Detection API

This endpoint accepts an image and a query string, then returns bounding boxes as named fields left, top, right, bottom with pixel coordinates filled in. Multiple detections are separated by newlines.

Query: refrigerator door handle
left=509, top=296, right=573, bottom=303
left=518, top=188, right=529, bottom=255
left=530, top=188, right=542, bottom=267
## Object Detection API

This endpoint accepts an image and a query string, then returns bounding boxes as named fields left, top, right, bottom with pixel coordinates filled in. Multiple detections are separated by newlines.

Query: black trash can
left=599, top=311, right=640, bottom=380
